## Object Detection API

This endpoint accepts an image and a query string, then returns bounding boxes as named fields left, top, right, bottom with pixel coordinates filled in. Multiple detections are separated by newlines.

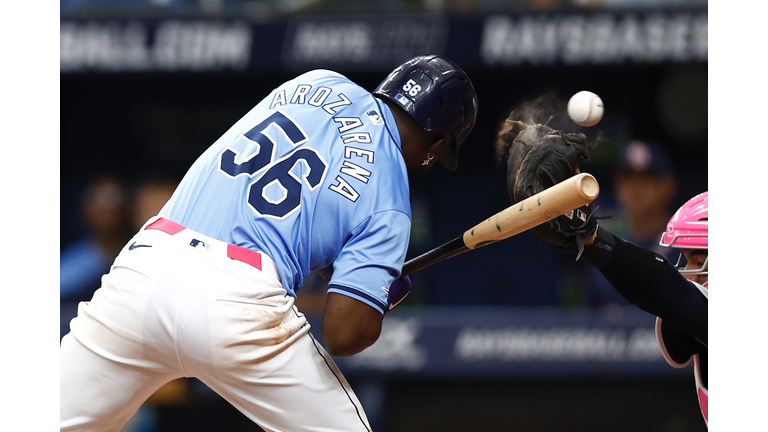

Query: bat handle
left=401, top=237, right=467, bottom=276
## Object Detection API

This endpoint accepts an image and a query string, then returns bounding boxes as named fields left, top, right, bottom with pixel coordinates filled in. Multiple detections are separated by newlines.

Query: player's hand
left=385, top=275, right=412, bottom=313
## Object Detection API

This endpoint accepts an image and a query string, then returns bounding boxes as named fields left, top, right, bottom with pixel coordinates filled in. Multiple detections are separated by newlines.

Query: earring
left=422, top=153, right=434, bottom=166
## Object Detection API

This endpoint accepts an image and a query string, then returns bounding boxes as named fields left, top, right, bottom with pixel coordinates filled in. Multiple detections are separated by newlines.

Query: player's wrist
left=583, top=226, right=598, bottom=246
left=580, top=226, right=616, bottom=271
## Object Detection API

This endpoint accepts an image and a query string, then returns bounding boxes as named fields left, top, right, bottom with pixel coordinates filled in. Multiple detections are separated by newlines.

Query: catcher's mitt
left=505, top=123, right=598, bottom=258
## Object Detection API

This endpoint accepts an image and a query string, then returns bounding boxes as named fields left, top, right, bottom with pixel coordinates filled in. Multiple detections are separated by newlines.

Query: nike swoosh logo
left=129, top=242, right=152, bottom=250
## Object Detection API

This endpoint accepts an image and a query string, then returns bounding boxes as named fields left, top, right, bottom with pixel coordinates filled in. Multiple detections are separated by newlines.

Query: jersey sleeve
left=326, top=210, right=411, bottom=315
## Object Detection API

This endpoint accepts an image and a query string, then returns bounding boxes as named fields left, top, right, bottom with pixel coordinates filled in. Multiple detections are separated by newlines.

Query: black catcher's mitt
left=505, top=123, right=598, bottom=258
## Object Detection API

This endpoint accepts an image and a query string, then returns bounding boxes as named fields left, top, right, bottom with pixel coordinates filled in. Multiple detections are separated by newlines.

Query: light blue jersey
left=159, top=70, right=411, bottom=314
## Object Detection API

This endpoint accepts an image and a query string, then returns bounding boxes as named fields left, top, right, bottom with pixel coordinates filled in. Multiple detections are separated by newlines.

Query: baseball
left=567, top=91, right=604, bottom=127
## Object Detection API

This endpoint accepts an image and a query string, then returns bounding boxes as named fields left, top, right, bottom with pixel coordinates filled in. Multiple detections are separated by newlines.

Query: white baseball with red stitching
left=567, top=91, right=604, bottom=127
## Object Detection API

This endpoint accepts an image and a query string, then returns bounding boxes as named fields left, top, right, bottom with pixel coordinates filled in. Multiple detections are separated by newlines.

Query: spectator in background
left=584, top=139, right=679, bottom=307
left=60, top=173, right=178, bottom=341
left=60, top=173, right=132, bottom=303
left=610, top=139, right=678, bottom=255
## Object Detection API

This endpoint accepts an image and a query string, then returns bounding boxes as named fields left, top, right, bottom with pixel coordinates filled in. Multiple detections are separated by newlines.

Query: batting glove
left=385, top=275, right=412, bottom=314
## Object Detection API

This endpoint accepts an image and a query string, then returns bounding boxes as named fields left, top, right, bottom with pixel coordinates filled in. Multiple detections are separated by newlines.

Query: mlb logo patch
left=366, top=110, right=384, bottom=126
left=564, top=210, right=574, bottom=219
left=189, top=238, right=210, bottom=252
left=393, top=93, right=411, bottom=109
left=576, top=209, right=587, bottom=223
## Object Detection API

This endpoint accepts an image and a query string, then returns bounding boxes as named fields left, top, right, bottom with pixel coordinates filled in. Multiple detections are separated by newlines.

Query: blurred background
left=60, top=0, right=707, bottom=431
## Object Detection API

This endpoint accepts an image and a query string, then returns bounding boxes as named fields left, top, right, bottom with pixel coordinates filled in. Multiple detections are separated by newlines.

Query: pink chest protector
left=694, top=354, right=708, bottom=426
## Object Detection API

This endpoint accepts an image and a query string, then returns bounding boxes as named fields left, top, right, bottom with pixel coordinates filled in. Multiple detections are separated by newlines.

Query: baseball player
left=60, top=55, right=478, bottom=431
left=503, top=122, right=708, bottom=427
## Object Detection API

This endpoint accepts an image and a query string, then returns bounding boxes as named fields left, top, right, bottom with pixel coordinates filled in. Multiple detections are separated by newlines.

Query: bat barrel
left=575, top=173, right=599, bottom=201
left=463, top=173, right=600, bottom=250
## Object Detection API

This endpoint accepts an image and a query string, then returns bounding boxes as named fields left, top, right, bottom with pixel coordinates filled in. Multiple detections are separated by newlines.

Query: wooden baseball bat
left=401, top=173, right=599, bottom=276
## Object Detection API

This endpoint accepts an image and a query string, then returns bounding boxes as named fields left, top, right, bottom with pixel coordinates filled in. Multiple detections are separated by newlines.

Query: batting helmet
left=373, top=55, right=478, bottom=170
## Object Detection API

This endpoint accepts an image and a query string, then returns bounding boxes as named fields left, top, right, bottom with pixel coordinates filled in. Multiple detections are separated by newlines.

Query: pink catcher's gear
left=657, top=191, right=709, bottom=427
left=660, top=191, right=708, bottom=249
left=659, top=191, right=708, bottom=283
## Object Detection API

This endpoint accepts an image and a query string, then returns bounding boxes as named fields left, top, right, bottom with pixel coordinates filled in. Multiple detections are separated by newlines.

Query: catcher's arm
left=578, top=228, right=708, bottom=345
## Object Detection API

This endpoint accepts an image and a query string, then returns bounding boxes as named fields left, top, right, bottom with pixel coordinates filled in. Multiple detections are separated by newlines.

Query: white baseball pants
left=60, top=217, right=372, bottom=432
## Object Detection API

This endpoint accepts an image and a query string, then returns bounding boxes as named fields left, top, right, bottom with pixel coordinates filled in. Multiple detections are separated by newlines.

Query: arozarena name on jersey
left=269, top=83, right=380, bottom=203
